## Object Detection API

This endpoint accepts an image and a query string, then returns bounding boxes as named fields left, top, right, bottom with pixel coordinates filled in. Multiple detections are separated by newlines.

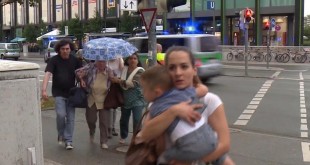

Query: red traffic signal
left=264, top=21, right=270, bottom=30
left=244, top=8, right=253, bottom=22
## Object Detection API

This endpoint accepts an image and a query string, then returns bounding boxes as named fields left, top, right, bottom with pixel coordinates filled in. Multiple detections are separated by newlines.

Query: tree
left=59, top=15, right=84, bottom=41
left=304, top=26, right=310, bottom=38
left=0, top=0, right=40, bottom=6
left=84, top=11, right=104, bottom=33
left=22, top=24, right=38, bottom=42
left=119, top=11, right=140, bottom=33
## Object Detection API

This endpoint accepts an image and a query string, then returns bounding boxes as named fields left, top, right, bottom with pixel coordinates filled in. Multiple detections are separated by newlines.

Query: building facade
left=0, top=0, right=304, bottom=46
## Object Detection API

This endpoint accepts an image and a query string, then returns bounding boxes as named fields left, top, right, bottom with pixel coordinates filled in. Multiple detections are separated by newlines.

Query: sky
left=306, top=0, right=310, bottom=16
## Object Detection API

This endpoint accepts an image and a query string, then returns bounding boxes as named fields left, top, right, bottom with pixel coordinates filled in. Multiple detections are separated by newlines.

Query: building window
left=226, top=1, right=234, bottom=9
left=271, top=0, right=295, bottom=6
left=56, top=0, right=63, bottom=22
left=235, top=0, right=255, bottom=8
left=88, top=0, right=97, bottom=18
left=72, top=0, right=79, bottom=18
left=42, top=1, right=48, bottom=22
left=3, top=4, right=11, bottom=27
left=17, top=4, right=23, bottom=25
left=262, top=16, right=288, bottom=46
left=260, top=0, right=271, bottom=7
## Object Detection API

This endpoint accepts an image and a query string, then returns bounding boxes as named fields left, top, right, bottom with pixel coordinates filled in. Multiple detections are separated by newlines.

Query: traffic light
left=264, top=21, right=270, bottom=30
left=138, top=0, right=186, bottom=12
left=244, top=8, right=253, bottom=23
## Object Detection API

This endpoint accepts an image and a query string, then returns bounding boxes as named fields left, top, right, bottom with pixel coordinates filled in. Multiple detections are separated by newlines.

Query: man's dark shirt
left=45, top=54, right=82, bottom=98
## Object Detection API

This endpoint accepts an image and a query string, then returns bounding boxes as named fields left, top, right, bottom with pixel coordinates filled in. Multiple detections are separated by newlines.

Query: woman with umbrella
left=76, top=37, right=139, bottom=148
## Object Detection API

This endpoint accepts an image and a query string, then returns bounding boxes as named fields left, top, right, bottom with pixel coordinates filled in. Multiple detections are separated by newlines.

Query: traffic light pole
left=147, top=0, right=157, bottom=67
left=244, top=23, right=249, bottom=77
left=266, top=26, right=270, bottom=69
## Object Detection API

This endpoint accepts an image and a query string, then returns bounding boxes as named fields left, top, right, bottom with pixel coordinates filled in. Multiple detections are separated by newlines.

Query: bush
left=303, top=40, right=310, bottom=46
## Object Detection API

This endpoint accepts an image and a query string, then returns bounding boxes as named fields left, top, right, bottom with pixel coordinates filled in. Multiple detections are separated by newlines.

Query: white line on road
left=300, top=72, right=304, bottom=80
left=234, top=79, right=274, bottom=126
left=301, top=142, right=310, bottom=162
left=39, top=80, right=52, bottom=83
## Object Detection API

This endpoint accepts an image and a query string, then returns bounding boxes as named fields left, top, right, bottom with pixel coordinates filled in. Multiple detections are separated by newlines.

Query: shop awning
left=36, top=29, right=60, bottom=41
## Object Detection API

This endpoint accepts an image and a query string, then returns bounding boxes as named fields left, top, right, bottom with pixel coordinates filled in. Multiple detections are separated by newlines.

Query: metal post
left=244, top=23, right=249, bottom=76
left=266, top=26, right=270, bottom=69
left=213, top=9, right=215, bottom=35
left=147, top=0, right=157, bottom=67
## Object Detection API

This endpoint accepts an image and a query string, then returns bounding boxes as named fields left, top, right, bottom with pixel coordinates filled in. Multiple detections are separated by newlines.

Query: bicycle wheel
left=282, top=53, right=290, bottom=63
left=301, top=54, right=308, bottom=63
left=293, top=54, right=303, bottom=63
left=245, top=53, right=252, bottom=61
left=265, top=54, right=272, bottom=62
left=226, top=53, right=234, bottom=61
left=256, top=53, right=264, bottom=62
left=237, top=53, right=244, bottom=61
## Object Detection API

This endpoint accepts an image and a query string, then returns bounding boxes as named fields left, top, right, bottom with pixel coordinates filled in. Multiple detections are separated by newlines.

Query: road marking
left=299, top=72, right=308, bottom=141
left=300, top=72, right=304, bottom=80
left=234, top=79, right=275, bottom=126
left=301, top=142, right=310, bottom=162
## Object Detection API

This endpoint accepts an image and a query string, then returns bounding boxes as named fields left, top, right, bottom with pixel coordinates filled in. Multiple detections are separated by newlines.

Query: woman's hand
left=80, top=80, right=86, bottom=88
left=170, top=100, right=203, bottom=125
left=110, top=77, right=121, bottom=84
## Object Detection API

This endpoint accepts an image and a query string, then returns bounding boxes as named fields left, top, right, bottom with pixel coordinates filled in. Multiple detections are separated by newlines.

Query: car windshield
left=7, top=44, right=19, bottom=49
left=50, top=41, right=58, bottom=49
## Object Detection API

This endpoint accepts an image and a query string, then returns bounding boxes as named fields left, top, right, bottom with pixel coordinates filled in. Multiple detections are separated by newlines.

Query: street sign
left=206, top=1, right=215, bottom=10
left=275, top=25, right=281, bottom=31
left=108, top=0, right=115, bottom=8
left=140, top=8, right=157, bottom=33
left=270, top=18, right=276, bottom=27
left=120, top=0, right=137, bottom=11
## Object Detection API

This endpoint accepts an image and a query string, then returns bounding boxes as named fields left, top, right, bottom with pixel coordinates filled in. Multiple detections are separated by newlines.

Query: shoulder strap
left=127, top=67, right=144, bottom=82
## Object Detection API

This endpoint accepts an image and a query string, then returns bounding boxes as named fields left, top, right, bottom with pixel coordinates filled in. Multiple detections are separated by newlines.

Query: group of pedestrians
left=42, top=39, right=145, bottom=150
left=42, top=39, right=235, bottom=164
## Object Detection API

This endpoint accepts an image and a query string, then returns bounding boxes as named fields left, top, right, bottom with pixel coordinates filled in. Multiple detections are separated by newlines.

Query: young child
left=140, top=65, right=227, bottom=165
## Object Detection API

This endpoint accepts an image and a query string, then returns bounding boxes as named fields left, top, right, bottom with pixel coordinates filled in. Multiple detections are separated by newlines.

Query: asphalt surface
left=17, top=55, right=310, bottom=165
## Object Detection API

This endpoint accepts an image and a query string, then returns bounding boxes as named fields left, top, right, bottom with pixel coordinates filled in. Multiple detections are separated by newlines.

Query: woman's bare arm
left=202, top=104, right=231, bottom=162
left=138, top=101, right=202, bottom=142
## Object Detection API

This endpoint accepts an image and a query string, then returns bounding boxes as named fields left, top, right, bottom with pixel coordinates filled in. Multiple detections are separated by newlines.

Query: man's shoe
left=65, top=142, right=74, bottom=150
left=58, top=136, right=64, bottom=145
left=112, top=128, right=118, bottom=136
left=101, top=143, right=108, bottom=149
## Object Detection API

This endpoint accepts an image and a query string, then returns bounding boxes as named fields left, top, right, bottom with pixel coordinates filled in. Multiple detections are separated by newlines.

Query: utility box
left=0, top=60, right=43, bottom=165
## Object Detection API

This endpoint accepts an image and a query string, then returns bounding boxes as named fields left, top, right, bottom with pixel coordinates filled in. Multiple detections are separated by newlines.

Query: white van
left=0, top=43, right=21, bottom=60
left=44, top=40, right=59, bottom=63
left=127, top=34, right=223, bottom=81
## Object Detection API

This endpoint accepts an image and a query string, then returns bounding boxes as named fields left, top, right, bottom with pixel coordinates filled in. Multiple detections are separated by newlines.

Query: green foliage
left=84, top=11, right=104, bottom=33
left=304, top=26, right=310, bottom=38
left=120, top=11, right=140, bottom=33
left=59, top=15, right=84, bottom=41
left=22, top=24, right=38, bottom=42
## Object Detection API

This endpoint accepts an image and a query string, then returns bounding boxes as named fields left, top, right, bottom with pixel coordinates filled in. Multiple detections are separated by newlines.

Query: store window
left=235, top=0, right=255, bottom=8
left=29, top=5, right=35, bottom=23
left=72, top=0, right=79, bottom=19
left=262, top=16, right=288, bottom=46
left=271, top=0, right=295, bottom=6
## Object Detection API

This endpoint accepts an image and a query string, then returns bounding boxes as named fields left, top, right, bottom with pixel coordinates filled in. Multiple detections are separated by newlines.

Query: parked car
left=0, top=43, right=21, bottom=61
left=44, top=40, right=58, bottom=63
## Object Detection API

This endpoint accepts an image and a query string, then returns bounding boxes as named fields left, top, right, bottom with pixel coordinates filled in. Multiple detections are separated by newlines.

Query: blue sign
left=270, top=18, right=276, bottom=27
left=207, top=1, right=215, bottom=10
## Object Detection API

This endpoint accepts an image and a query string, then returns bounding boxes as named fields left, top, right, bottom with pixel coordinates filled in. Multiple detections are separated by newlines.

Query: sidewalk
left=19, top=52, right=43, bottom=61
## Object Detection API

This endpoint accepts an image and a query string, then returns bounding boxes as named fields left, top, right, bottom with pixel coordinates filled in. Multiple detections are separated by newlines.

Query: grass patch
left=41, top=96, right=55, bottom=110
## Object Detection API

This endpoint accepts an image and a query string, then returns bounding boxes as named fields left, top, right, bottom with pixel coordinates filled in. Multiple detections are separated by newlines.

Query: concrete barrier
left=0, top=60, right=43, bottom=165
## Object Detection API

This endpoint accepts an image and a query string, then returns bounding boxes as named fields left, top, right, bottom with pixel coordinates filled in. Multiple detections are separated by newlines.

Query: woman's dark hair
left=164, top=46, right=195, bottom=67
left=124, top=53, right=143, bottom=67
left=54, top=39, right=75, bottom=53
left=164, top=46, right=201, bottom=86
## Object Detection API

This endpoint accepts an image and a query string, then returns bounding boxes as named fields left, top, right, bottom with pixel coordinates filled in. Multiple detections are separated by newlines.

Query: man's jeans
left=55, top=96, right=75, bottom=143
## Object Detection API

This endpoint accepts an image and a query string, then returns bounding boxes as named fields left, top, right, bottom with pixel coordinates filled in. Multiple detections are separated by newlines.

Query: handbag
left=104, top=83, right=124, bottom=109
left=125, top=110, right=165, bottom=165
left=68, top=87, right=88, bottom=108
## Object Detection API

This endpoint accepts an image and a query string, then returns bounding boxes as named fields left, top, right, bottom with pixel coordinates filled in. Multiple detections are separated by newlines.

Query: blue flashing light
left=187, top=26, right=195, bottom=31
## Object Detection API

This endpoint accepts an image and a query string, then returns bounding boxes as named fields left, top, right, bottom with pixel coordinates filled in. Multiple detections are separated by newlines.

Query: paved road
left=19, top=57, right=310, bottom=165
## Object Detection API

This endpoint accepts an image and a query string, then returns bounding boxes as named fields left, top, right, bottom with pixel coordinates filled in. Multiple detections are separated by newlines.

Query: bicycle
left=249, top=48, right=265, bottom=62
left=226, top=48, right=244, bottom=61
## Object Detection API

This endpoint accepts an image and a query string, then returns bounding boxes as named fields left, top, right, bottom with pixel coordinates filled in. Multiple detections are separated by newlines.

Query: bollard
left=0, top=60, right=43, bottom=165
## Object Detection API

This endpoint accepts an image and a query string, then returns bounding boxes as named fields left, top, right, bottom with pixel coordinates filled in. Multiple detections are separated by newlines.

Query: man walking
left=42, top=39, right=82, bottom=150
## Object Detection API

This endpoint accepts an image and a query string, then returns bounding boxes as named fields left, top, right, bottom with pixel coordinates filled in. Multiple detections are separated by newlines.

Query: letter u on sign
left=207, top=1, right=215, bottom=10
